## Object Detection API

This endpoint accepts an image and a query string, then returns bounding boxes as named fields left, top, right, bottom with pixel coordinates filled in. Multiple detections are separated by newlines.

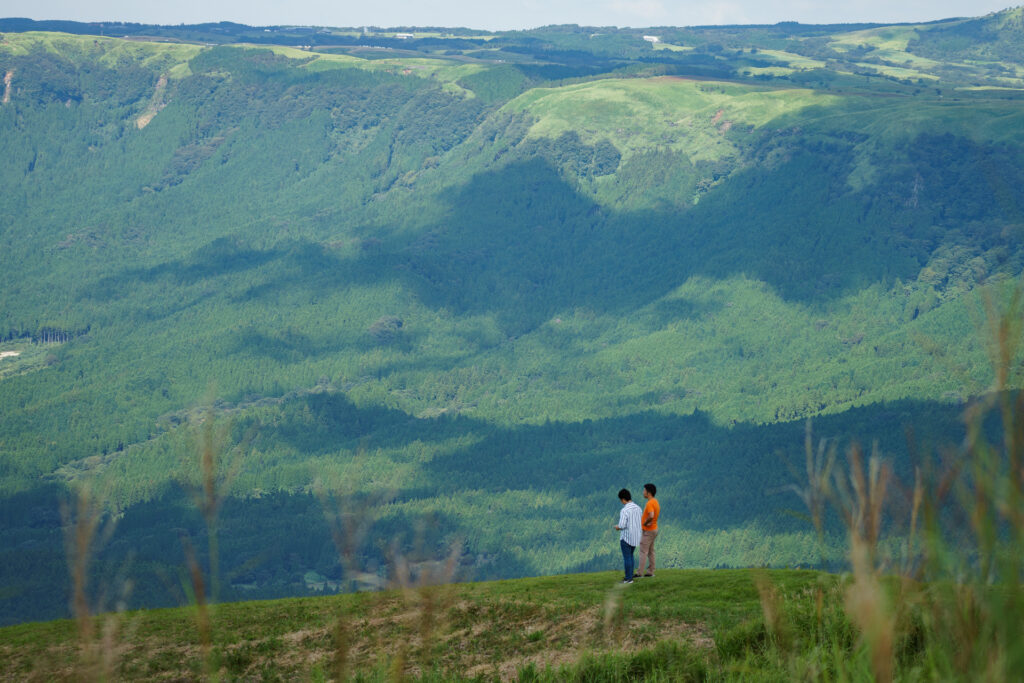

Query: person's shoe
left=633, top=573, right=643, bottom=578
left=621, top=579, right=633, bottom=584
left=644, top=573, right=654, bottom=577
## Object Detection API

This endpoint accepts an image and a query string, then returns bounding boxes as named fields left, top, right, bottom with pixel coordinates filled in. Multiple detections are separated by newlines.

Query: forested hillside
left=1, top=11, right=1023, bottom=624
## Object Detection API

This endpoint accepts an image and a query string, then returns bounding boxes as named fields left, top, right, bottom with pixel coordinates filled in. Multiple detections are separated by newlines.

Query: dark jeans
left=620, top=539, right=636, bottom=581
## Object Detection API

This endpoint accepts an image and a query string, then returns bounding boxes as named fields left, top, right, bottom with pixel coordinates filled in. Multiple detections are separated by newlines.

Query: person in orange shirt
left=635, top=483, right=660, bottom=578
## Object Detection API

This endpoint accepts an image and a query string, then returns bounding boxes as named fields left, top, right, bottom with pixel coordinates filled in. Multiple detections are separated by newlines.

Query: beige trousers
left=637, top=529, right=658, bottom=575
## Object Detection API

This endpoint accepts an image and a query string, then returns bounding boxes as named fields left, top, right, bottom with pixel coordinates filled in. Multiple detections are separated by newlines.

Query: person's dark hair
left=618, top=488, right=631, bottom=501
left=644, top=483, right=657, bottom=496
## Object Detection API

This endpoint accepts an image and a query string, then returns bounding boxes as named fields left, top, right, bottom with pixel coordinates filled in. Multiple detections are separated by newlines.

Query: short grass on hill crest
left=0, top=569, right=833, bottom=681
left=0, top=31, right=202, bottom=71
left=502, top=77, right=838, bottom=162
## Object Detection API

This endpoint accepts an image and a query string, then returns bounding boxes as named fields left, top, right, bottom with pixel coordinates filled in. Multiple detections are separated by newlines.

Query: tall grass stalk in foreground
left=317, top=485, right=363, bottom=683
left=180, top=534, right=214, bottom=680
left=388, top=526, right=463, bottom=679
left=179, top=404, right=245, bottom=680
left=788, top=280, right=1024, bottom=681
left=912, top=283, right=1024, bottom=679
left=185, top=405, right=243, bottom=604
left=61, top=483, right=120, bottom=681
left=317, top=463, right=394, bottom=682
left=317, top=455, right=465, bottom=682
left=834, top=445, right=897, bottom=683
left=786, top=423, right=838, bottom=647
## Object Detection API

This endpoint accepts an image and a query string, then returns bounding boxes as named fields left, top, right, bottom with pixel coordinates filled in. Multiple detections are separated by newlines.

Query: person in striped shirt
left=613, top=488, right=643, bottom=584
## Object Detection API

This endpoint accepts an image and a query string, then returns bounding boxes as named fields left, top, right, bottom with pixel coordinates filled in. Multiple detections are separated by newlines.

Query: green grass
left=756, top=49, right=828, bottom=70
left=11, top=561, right=1013, bottom=681
left=764, top=94, right=1024, bottom=143
left=0, top=33, right=481, bottom=97
left=0, top=569, right=835, bottom=680
left=957, top=84, right=1024, bottom=91
left=503, top=77, right=839, bottom=162
left=652, top=43, right=694, bottom=52
left=851, top=61, right=939, bottom=81
left=742, top=66, right=797, bottom=77
left=233, top=41, right=485, bottom=91
left=829, top=26, right=925, bottom=53
left=0, top=31, right=202, bottom=70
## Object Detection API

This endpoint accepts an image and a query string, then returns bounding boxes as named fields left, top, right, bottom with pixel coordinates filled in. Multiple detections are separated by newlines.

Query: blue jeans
left=620, top=539, right=636, bottom=581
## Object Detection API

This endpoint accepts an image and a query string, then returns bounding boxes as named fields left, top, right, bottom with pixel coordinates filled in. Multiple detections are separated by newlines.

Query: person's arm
left=614, top=507, right=627, bottom=530
left=642, top=502, right=653, bottom=526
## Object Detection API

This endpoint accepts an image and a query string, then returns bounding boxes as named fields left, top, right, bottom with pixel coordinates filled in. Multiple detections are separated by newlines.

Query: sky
left=0, top=0, right=1017, bottom=30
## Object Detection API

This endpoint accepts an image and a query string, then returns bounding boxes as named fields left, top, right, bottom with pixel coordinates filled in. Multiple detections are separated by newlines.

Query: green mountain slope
left=1, top=14, right=1023, bottom=624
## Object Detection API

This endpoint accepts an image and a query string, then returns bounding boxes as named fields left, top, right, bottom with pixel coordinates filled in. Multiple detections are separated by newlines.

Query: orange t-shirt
left=642, top=498, right=660, bottom=531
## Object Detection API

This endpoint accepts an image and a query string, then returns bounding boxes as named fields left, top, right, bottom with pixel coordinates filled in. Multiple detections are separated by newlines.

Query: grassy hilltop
left=3, top=552, right=1024, bottom=681
left=0, top=11, right=1024, bottom=626
left=0, top=569, right=775, bottom=681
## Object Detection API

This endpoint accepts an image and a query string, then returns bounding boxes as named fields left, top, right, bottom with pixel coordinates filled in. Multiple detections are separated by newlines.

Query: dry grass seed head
left=60, top=482, right=120, bottom=680
left=844, top=535, right=895, bottom=683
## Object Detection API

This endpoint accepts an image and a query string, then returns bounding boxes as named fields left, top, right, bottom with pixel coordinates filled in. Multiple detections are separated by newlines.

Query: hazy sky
left=0, top=0, right=1017, bottom=30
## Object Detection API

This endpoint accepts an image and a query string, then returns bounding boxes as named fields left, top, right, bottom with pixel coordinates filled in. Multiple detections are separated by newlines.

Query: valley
left=0, top=11, right=1022, bottom=630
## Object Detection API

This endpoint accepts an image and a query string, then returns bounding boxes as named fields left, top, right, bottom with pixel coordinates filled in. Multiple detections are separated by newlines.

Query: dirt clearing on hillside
left=136, top=74, right=168, bottom=129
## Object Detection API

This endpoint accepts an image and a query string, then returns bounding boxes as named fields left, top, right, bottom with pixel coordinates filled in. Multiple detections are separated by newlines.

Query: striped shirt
left=618, top=501, right=643, bottom=547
